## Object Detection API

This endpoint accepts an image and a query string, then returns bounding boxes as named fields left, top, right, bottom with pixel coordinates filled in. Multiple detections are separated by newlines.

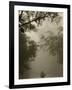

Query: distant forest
left=19, top=11, right=63, bottom=79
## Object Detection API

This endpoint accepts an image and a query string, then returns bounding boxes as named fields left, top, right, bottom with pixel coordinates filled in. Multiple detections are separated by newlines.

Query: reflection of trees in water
left=19, top=10, right=63, bottom=79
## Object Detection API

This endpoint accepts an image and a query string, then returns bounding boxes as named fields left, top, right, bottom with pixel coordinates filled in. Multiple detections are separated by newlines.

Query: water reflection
left=19, top=16, right=63, bottom=79
left=29, top=48, right=63, bottom=78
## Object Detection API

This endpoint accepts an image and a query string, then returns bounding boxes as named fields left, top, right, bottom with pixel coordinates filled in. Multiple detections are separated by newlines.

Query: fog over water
left=25, top=18, right=63, bottom=78
left=29, top=49, right=63, bottom=78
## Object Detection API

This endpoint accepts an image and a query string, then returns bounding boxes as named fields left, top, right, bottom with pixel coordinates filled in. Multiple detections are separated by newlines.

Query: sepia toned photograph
left=9, top=1, right=70, bottom=88
left=19, top=10, right=63, bottom=79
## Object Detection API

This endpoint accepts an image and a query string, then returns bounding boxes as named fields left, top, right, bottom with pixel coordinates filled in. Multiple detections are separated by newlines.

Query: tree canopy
left=19, top=11, right=61, bottom=32
left=19, top=10, right=63, bottom=79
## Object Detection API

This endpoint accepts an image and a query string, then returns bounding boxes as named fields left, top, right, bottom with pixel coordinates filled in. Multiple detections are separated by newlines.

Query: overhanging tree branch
left=21, top=15, right=49, bottom=26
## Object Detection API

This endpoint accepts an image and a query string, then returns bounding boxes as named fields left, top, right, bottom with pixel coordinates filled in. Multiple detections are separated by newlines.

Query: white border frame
left=14, top=6, right=68, bottom=85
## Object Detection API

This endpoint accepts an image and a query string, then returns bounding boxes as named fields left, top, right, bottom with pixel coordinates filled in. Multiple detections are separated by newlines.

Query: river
left=22, top=18, right=63, bottom=79
left=28, top=48, right=63, bottom=78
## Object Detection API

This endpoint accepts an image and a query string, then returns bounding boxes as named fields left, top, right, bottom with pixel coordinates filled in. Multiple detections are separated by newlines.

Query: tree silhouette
left=19, top=11, right=60, bottom=32
left=40, top=26, right=63, bottom=64
left=19, top=10, right=63, bottom=79
left=19, top=31, right=38, bottom=79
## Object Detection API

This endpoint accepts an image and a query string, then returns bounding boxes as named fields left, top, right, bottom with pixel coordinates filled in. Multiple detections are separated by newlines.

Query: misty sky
left=24, top=12, right=63, bottom=78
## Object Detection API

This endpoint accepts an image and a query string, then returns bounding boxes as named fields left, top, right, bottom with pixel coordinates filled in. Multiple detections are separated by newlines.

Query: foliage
left=19, top=10, right=63, bottom=79
left=19, top=11, right=60, bottom=32
left=40, top=26, right=63, bottom=64
left=19, top=31, right=38, bottom=79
